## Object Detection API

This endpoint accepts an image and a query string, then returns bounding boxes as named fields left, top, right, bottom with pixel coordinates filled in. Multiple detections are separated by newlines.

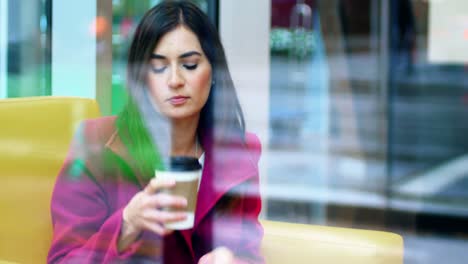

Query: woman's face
left=146, top=25, right=212, bottom=122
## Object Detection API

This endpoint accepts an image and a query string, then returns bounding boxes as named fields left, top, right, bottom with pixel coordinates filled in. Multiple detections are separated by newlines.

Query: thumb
left=212, top=247, right=234, bottom=263
left=198, top=252, right=213, bottom=264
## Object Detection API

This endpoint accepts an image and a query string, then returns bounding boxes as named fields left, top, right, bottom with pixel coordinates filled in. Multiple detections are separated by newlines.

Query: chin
left=164, top=109, right=199, bottom=121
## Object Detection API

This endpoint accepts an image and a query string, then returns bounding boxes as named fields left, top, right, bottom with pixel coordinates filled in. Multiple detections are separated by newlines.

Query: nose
left=168, top=67, right=185, bottom=89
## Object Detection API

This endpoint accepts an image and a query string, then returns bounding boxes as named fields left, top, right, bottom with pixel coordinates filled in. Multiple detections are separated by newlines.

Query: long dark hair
left=116, top=1, right=246, bottom=180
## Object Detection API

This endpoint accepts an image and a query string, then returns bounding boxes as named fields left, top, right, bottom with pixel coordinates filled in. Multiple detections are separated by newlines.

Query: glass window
left=4, top=0, right=51, bottom=98
left=267, top=0, right=468, bottom=262
left=2, top=0, right=468, bottom=262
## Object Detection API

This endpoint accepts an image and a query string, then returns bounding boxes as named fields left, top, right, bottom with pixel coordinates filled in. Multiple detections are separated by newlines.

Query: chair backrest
left=260, top=220, right=403, bottom=264
left=0, top=96, right=100, bottom=264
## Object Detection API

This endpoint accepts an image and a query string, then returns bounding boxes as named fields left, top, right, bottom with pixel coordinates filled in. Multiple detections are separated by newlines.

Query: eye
left=151, top=66, right=166, bottom=73
left=183, top=64, right=198, bottom=70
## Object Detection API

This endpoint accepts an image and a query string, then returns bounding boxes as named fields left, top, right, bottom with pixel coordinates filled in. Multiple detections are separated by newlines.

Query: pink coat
left=48, top=116, right=264, bottom=263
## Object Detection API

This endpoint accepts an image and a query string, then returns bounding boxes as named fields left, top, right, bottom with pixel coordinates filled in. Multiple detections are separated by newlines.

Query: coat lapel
left=104, top=129, right=148, bottom=189
left=194, top=139, right=259, bottom=227
left=178, top=140, right=259, bottom=260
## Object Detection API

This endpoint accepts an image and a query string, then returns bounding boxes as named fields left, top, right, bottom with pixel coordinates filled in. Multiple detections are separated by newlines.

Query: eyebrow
left=150, top=51, right=202, bottom=60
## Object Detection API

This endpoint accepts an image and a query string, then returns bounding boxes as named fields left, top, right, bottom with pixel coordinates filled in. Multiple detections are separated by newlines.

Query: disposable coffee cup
left=155, top=156, right=202, bottom=230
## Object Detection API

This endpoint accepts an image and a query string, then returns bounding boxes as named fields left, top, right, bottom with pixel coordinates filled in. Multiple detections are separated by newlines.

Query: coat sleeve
left=47, top=121, right=151, bottom=263
left=234, top=133, right=265, bottom=264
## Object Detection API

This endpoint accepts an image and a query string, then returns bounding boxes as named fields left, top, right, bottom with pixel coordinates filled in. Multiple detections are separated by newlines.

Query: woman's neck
left=170, top=116, right=201, bottom=157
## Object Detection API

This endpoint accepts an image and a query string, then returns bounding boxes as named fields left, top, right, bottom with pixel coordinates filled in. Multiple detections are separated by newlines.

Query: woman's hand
left=118, top=178, right=188, bottom=251
left=198, top=247, right=234, bottom=264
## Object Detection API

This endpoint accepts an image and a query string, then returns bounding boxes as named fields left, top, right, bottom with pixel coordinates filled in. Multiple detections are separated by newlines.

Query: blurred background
left=1, top=0, right=468, bottom=263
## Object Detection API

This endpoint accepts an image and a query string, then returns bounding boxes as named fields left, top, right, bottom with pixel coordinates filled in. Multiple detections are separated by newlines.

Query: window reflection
left=1, top=0, right=468, bottom=263
left=267, top=0, right=468, bottom=263
left=6, top=0, right=51, bottom=97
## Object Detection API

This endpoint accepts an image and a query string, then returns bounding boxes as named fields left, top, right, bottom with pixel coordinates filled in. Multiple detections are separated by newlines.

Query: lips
left=168, top=95, right=189, bottom=105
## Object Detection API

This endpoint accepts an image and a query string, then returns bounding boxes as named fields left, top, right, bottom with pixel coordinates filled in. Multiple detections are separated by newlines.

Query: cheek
left=146, top=74, right=166, bottom=102
left=191, top=68, right=212, bottom=100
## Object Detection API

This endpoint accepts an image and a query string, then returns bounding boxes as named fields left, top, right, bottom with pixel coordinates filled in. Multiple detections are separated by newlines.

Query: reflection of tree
left=270, top=28, right=317, bottom=58
left=114, top=0, right=207, bottom=19
left=114, top=0, right=153, bottom=19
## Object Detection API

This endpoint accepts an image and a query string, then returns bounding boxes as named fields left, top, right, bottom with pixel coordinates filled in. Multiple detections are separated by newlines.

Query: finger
left=143, top=210, right=187, bottom=224
left=212, top=247, right=234, bottom=263
left=149, top=193, right=187, bottom=209
left=215, top=246, right=233, bottom=255
left=144, top=221, right=172, bottom=236
left=144, top=178, right=175, bottom=194
left=198, top=252, right=213, bottom=264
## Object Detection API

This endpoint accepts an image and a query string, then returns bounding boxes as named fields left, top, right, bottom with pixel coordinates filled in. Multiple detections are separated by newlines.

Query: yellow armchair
left=260, top=220, right=403, bottom=264
left=0, top=97, right=100, bottom=264
left=0, top=96, right=403, bottom=264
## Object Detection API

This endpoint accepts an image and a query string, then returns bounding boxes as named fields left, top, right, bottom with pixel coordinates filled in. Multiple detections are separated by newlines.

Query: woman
left=48, top=1, right=264, bottom=263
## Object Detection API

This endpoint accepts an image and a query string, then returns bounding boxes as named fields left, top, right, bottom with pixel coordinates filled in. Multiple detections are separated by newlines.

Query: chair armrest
left=260, top=220, right=403, bottom=264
